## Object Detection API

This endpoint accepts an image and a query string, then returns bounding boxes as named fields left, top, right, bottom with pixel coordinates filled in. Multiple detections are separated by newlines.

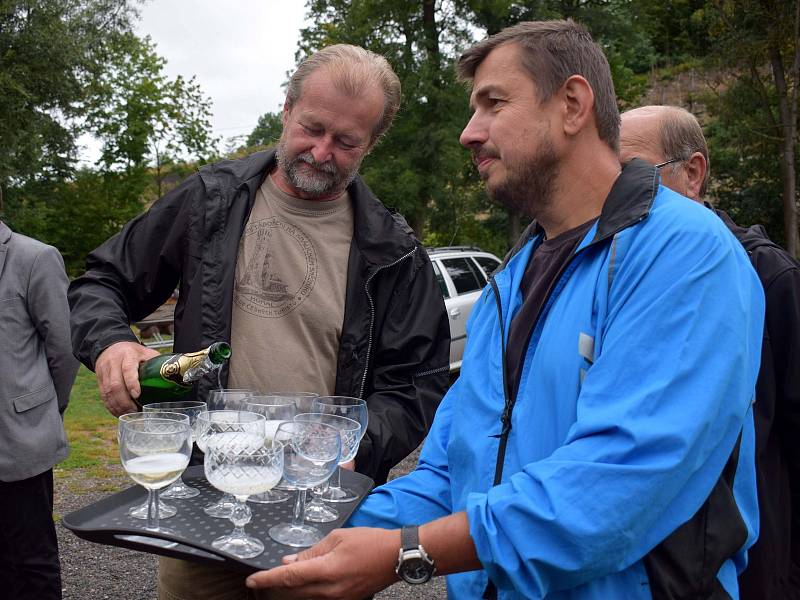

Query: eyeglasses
left=654, top=157, right=683, bottom=169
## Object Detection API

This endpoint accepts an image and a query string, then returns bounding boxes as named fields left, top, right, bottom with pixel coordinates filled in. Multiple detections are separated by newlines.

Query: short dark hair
left=457, top=20, right=620, bottom=152
left=286, top=44, right=401, bottom=144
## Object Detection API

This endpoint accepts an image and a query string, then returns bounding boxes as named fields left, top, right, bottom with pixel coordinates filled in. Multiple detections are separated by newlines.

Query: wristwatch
left=395, top=525, right=436, bottom=584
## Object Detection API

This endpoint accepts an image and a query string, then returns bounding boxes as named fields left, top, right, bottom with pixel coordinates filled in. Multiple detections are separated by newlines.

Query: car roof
left=427, top=246, right=501, bottom=259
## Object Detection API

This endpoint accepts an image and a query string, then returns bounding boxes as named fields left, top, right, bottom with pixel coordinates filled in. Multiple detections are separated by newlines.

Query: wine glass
left=244, top=395, right=297, bottom=504
left=207, top=389, right=256, bottom=411
left=204, top=439, right=284, bottom=558
left=294, top=413, right=360, bottom=523
left=122, top=410, right=190, bottom=520
left=195, top=410, right=266, bottom=517
left=262, top=392, right=319, bottom=492
left=143, top=400, right=207, bottom=498
left=263, top=391, right=319, bottom=413
left=313, top=396, right=368, bottom=502
left=118, top=412, right=191, bottom=542
left=268, top=421, right=341, bottom=547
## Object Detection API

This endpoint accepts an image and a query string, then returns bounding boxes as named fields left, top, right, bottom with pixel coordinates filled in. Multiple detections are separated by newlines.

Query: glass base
left=303, top=500, right=338, bottom=523
left=129, top=498, right=176, bottom=520
left=211, top=532, right=264, bottom=559
left=248, top=488, right=291, bottom=504
left=204, top=493, right=236, bottom=518
left=269, top=522, right=324, bottom=547
left=161, top=479, right=200, bottom=499
left=321, top=485, right=359, bottom=503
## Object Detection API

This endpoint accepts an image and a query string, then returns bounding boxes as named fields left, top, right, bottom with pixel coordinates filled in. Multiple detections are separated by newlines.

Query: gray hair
left=286, top=44, right=401, bottom=143
left=658, top=106, right=710, bottom=198
left=457, top=20, right=620, bottom=153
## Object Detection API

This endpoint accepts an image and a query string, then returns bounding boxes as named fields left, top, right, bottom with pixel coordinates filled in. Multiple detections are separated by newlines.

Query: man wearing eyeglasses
left=620, top=104, right=800, bottom=599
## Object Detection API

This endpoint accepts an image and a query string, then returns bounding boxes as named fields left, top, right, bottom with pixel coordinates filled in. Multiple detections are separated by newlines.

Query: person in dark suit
left=0, top=219, right=78, bottom=600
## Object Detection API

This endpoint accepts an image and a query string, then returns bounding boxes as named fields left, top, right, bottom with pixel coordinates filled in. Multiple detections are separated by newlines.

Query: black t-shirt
left=506, top=218, right=597, bottom=400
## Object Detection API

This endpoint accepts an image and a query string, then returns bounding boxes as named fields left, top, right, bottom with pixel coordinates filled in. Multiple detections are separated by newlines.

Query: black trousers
left=0, top=469, right=62, bottom=600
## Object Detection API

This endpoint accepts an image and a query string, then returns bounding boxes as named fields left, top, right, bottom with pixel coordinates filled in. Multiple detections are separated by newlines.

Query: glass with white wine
left=204, top=439, right=284, bottom=558
left=194, top=410, right=266, bottom=517
left=143, top=400, right=207, bottom=499
left=118, top=412, right=192, bottom=539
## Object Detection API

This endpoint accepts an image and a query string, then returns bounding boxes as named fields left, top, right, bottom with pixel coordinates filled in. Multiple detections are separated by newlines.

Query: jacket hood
left=197, top=149, right=417, bottom=268
left=711, top=206, right=778, bottom=253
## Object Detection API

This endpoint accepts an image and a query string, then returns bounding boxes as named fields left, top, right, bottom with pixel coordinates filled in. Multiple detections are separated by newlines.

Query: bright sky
left=78, top=0, right=308, bottom=161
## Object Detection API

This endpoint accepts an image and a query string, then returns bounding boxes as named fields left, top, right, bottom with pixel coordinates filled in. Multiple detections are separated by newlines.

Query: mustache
left=296, top=152, right=336, bottom=174
left=472, top=148, right=499, bottom=162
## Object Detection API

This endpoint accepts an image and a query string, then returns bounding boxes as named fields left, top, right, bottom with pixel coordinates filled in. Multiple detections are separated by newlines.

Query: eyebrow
left=470, top=84, right=505, bottom=110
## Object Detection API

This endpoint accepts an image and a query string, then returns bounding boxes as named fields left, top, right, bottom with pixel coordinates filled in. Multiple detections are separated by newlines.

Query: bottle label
left=159, top=350, right=208, bottom=386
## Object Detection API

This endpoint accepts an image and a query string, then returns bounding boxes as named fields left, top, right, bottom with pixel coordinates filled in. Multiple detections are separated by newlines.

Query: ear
left=282, top=101, right=291, bottom=126
left=683, top=151, right=707, bottom=200
left=561, top=75, right=595, bottom=138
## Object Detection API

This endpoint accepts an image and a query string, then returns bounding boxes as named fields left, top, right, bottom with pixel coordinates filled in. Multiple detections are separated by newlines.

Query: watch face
left=400, top=556, right=433, bottom=584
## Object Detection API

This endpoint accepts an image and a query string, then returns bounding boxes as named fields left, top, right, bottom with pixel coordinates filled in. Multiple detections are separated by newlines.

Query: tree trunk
left=769, top=5, right=800, bottom=257
left=409, top=211, right=426, bottom=241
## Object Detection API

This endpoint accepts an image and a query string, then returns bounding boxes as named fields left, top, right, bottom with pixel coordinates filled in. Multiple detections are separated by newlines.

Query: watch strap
left=401, top=525, right=420, bottom=552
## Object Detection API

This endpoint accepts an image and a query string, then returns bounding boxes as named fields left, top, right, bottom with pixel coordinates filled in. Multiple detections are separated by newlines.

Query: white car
left=427, top=246, right=503, bottom=373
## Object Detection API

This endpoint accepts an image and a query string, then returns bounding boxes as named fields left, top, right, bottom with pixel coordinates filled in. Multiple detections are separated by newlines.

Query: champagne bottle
left=137, top=342, right=232, bottom=405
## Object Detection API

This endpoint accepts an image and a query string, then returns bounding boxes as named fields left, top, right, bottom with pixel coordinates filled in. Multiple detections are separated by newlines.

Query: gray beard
left=276, top=140, right=359, bottom=197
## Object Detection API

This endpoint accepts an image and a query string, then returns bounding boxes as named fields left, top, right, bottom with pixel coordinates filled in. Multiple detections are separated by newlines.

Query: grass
left=57, top=365, right=119, bottom=478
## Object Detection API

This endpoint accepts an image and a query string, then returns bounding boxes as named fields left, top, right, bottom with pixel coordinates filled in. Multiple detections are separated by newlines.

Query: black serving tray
left=62, top=465, right=374, bottom=573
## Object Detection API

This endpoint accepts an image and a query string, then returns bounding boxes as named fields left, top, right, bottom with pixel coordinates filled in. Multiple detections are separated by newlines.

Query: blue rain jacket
left=350, top=161, right=765, bottom=599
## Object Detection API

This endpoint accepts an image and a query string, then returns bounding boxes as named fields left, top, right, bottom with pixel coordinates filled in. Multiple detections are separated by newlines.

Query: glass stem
left=147, top=488, right=160, bottom=530
left=332, top=465, right=343, bottom=489
left=230, top=497, right=251, bottom=534
left=292, top=489, right=307, bottom=527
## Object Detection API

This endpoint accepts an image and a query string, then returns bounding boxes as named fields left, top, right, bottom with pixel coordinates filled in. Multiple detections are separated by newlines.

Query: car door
left=440, top=256, right=486, bottom=371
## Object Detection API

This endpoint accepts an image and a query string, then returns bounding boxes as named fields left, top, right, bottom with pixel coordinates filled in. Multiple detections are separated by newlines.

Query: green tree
left=85, top=32, right=217, bottom=197
left=702, top=0, right=800, bottom=256
left=247, top=111, right=284, bottom=148
left=0, top=0, right=137, bottom=191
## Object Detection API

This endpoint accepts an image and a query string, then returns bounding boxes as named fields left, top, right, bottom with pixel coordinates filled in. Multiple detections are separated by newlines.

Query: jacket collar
left=0, top=221, right=10, bottom=280
left=199, top=149, right=416, bottom=269
left=0, top=221, right=10, bottom=245
left=502, top=158, right=659, bottom=266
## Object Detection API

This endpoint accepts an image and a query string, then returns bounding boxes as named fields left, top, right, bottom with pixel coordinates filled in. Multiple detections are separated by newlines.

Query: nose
left=310, top=136, right=335, bottom=164
left=460, top=111, right=487, bottom=149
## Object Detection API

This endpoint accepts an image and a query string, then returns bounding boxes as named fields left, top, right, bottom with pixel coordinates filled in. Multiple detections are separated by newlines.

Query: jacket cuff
left=466, top=490, right=511, bottom=592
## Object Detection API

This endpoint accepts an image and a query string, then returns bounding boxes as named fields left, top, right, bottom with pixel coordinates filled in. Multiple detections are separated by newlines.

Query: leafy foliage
left=247, top=111, right=284, bottom=148
left=0, top=0, right=137, bottom=187
left=84, top=33, right=217, bottom=173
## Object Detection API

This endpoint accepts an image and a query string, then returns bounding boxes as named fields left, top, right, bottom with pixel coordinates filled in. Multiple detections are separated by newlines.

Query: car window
left=474, top=256, right=501, bottom=279
left=442, top=258, right=483, bottom=295
left=431, top=261, right=450, bottom=298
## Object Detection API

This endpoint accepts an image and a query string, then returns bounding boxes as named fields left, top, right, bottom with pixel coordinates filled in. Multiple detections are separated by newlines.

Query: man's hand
left=246, top=527, right=400, bottom=599
left=95, top=341, right=160, bottom=416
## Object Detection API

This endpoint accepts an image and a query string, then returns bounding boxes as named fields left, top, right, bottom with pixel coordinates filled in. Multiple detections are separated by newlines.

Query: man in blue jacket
left=248, top=20, right=765, bottom=600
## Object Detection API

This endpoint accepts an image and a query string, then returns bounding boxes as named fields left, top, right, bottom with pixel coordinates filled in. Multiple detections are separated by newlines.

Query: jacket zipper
left=358, top=247, right=418, bottom=398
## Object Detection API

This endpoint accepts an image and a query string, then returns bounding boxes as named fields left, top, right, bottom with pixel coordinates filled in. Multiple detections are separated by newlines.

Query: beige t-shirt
left=228, top=174, right=353, bottom=395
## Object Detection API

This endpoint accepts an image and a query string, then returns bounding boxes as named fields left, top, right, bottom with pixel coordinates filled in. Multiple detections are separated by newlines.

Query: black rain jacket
left=713, top=209, right=800, bottom=599
left=68, top=150, right=451, bottom=485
